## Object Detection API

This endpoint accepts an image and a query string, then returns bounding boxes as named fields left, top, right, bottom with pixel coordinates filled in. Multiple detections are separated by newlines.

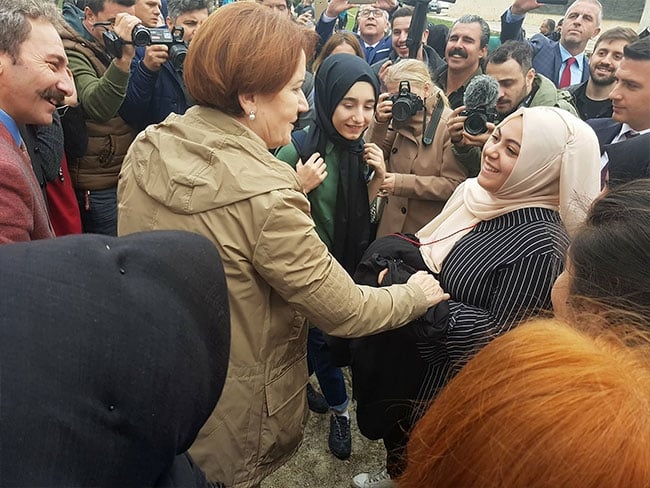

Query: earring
left=249, top=111, right=256, bottom=121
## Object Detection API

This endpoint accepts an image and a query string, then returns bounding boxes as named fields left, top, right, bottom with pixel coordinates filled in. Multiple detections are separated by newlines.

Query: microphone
left=461, top=75, right=499, bottom=135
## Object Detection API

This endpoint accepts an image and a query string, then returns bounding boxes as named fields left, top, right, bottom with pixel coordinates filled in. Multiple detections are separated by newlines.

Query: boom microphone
left=461, top=75, right=499, bottom=135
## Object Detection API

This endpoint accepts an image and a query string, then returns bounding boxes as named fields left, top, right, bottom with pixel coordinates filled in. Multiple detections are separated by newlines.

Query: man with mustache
left=500, top=0, right=602, bottom=89
left=0, top=0, right=75, bottom=243
left=444, top=40, right=578, bottom=177
left=57, top=0, right=141, bottom=236
left=568, top=27, right=638, bottom=121
left=587, top=37, right=650, bottom=188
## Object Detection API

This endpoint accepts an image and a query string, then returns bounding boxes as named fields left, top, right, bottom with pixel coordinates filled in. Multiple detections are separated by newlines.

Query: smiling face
left=331, top=81, right=376, bottom=140
left=560, top=1, right=601, bottom=52
left=478, top=116, right=523, bottom=194
left=248, top=51, right=308, bottom=148
left=588, top=38, right=627, bottom=86
left=609, top=57, right=650, bottom=131
left=167, top=8, right=209, bottom=43
left=391, top=15, right=428, bottom=59
left=486, top=59, right=534, bottom=116
left=445, top=22, right=487, bottom=74
left=0, top=19, right=75, bottom=126
left=358, top=7, right=389, bottom=45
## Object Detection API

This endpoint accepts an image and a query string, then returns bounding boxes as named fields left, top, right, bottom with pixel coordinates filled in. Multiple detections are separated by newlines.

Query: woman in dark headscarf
left=275, top=53, right=382, bottom=460
left=277, top=53, right=383, bottom=275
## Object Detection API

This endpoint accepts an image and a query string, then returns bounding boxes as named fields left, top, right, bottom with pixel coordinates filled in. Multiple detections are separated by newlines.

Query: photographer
left=448, top=41, right=578, bottom=177
left=120, top=0, right=210, bottom=132
left=367, top=59, right=466, bottom=238
left=58, top=0, right=141, bottom=236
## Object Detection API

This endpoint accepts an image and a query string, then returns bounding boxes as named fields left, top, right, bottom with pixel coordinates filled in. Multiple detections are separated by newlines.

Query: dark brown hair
left=311, top=31, right=363, bottom=74
left=184, top=2, right=317, bottom=116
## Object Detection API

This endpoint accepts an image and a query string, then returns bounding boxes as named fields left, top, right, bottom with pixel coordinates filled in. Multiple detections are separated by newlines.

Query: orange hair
left=399, top=317, right=650, bottom=488
left=184, top=2, right=317, bottom=116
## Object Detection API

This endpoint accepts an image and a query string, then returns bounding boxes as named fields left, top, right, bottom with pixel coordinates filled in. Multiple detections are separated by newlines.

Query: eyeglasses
left=359, top=9, right=384, bottom=19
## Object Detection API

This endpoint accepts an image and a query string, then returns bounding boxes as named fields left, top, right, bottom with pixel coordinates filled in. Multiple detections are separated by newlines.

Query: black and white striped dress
left=415, top=206, right=569, bottom=408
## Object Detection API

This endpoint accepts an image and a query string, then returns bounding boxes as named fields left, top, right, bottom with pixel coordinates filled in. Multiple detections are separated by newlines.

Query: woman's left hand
left=364, top=142, right=386, bottom=180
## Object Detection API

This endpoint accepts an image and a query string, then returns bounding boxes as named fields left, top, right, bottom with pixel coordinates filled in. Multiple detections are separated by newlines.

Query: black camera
left=460, top=106, right=498, bottom=136
left=388, top=81, right=425, bottom=122
left=103, top=25, right=188, bottom=70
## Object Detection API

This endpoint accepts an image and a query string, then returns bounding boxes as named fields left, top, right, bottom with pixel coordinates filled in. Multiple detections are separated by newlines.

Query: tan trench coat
left=117, top=106, right=429, bottom=488
left=367, top=95, right=467, bottom=237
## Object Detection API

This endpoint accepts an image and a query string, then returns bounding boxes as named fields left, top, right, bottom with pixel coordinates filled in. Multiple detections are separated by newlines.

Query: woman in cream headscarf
left=350, top=106, right=601, bottom=487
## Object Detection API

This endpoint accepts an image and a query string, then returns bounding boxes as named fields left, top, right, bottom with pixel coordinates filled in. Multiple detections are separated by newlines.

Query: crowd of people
left=0, top=0, right=649, bottom=487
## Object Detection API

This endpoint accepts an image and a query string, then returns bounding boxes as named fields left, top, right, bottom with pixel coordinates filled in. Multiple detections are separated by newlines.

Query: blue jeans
left=75, top=187, right=117, bottom=236
left=308, top=327, right=349, bottom=412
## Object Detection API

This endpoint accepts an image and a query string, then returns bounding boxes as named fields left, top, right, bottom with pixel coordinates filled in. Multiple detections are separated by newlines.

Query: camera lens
left=464, top=112, right=488, bottom=136
left=392, top=99, right=412, bottom=122
left=131, top=25, right=151, bottom=46
left=169, top=43, right=188, bottom=70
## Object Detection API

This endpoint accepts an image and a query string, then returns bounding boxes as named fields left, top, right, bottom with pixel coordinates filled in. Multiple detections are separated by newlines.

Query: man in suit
left=317, top=0, right=392, bottom=66
left=0, top=0, right=75, bottom=243
left=587, top=37, right=650, bottom=188
left=500, top=0, right=602, bottom=88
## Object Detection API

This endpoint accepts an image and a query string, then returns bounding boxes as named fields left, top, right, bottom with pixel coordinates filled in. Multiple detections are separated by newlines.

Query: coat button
left=391, top=147, right=398, bottom=154
left=401, top=207, right=407, bottom=214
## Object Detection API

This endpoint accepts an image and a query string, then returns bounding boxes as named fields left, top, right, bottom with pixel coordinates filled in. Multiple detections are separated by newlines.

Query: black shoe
left=328, top=414, right=351, bottom=460
left=307, top=383, right=329, bottom=414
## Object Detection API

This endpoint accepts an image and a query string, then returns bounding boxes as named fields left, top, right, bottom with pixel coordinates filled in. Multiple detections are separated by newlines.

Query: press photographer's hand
left=143, top=44, right=169, bottom=72
left=375, top=92, right=393, bottom=123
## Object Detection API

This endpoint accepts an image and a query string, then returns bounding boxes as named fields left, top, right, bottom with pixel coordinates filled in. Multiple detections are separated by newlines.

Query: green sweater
left=275, top=136, right=340, bottom=251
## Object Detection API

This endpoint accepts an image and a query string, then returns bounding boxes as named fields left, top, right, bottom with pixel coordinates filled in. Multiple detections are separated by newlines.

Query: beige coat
left=117, top=106, right=429, bottom=488
left=367, top=95, right=467, bottom=237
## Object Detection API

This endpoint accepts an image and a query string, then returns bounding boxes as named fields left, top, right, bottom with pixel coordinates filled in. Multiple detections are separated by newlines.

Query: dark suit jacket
left=587, top=118, right=650, bottom=187
left=316, top=15, right=392, bottom=65
left=500, top=11, right=589, bottom=87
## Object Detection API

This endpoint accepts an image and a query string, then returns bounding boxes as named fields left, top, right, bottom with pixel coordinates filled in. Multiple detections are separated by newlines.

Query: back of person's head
left=312, top=31, right=363, bottom=74
left=567, top=179, right=650, bottom=320
left=545, top=18, right=555, bottom=32
left=184, top=2, right=317, bottom=116
left=0, top=231, right=231, bottom=486
left=623, top=35, right=650, bottom=61
left=0, top=0, right=62, bottom=60
left=399, top=317, right=650, bottom=488
left=450, top=14, right=490, bottom=49
left=594, top=26, right=638, bottom=50
left=85, top=0, right=136, bottom=14
left=487, top=40, right=533, bottom=73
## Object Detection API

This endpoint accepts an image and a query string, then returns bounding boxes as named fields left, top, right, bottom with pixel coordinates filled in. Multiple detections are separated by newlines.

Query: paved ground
left=262, top=374, right=387, bottom=488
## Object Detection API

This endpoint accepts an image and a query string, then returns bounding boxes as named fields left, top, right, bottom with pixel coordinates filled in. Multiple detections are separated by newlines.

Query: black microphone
left=406, top=0, right=429, bottom=58
left=461, top=75, right=499, bottom=135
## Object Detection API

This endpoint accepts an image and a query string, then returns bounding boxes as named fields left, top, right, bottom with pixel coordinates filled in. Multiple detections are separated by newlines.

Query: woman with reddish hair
left=399, top=317, right=650, bottom=488
left=117, top=3, right=445, bottom=487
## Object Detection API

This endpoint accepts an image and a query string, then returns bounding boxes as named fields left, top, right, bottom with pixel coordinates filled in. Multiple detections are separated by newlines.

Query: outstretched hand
left=407, top=271, right=450, bottom=307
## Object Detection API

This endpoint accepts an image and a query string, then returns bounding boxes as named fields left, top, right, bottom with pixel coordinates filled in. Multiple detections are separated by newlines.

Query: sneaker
left=328, top=413, right=352, bottom=460
left=351, top=468, right=395, bottom=488
left=306, top=383, right=329, bottom=414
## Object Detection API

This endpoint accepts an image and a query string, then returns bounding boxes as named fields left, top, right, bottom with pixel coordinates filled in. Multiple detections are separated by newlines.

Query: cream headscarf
left=417, top=106, right=600, bottom=273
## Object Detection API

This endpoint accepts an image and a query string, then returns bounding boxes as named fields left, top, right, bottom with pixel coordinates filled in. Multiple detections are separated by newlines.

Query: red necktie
left=559, top=57, right=576, bottom=88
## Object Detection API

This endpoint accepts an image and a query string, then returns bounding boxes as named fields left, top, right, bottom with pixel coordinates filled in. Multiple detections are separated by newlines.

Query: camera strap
left=422, top=96, right=444, bottom=146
